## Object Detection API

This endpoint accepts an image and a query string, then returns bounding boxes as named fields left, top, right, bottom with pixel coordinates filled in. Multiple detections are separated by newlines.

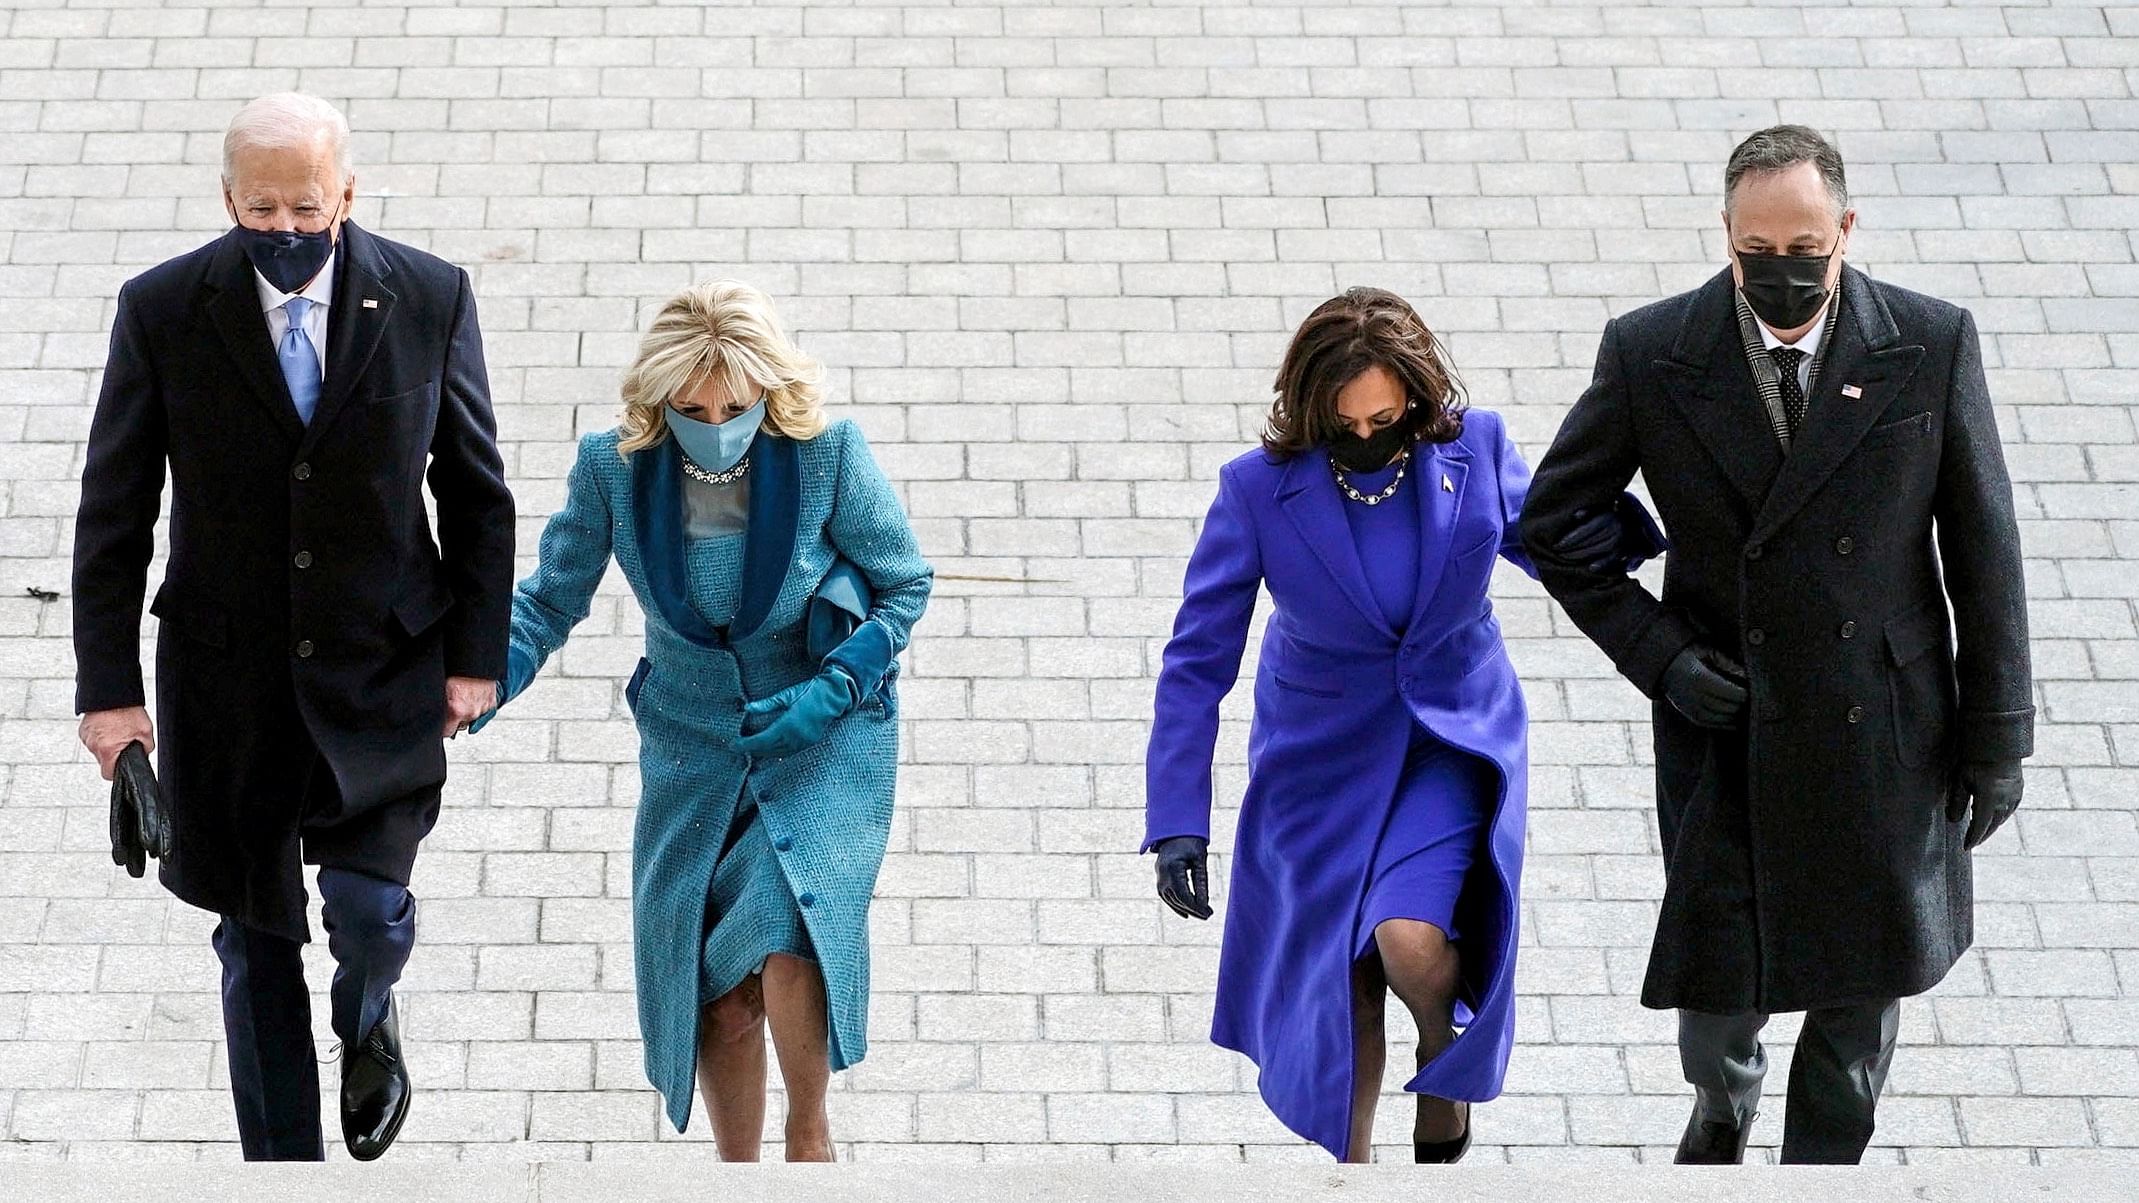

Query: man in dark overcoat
left=72, top=93, right=514, bottom=1161
left=1520, top=125, right=2032, bottom=1164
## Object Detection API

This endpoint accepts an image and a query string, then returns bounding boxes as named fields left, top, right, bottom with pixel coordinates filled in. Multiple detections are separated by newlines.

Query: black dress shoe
left=1414, top=1100, right=1471, bottom=1164
left=1674, top=1104, right=1754, bottom=1165
left=341, top=993, right=411, bottom=1161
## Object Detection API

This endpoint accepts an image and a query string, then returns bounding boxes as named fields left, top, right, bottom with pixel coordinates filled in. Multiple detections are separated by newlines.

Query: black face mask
left=231, top=200, right=342, bottom=294
left=1735, top=248, right=1833, bottom=331
left=1327, top=423, right=1410, bottom=473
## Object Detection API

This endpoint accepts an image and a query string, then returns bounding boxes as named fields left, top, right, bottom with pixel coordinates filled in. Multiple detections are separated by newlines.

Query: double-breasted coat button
left=1745, top=543, right=1764, bottom=560
left=1846, top=704, right=1865, bottom=723
left=295, top=640, right=315, bottom=658
left=292, top=462, right=312, bottom=481
left=1840, top=621, right=1857, bottom=639
left=293, top=550, right=313, bottom=569
left=1836, top=536, right=1855, bottom=555
left=774, top=836, right=793, bottom=852
left=797, top=892, right=816, bottom=909
left=1746, top=628, right=1766, bottom=646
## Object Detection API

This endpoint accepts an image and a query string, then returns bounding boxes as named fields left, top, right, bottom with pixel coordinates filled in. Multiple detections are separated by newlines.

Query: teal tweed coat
left=495, top=419, right=931, bottom=1131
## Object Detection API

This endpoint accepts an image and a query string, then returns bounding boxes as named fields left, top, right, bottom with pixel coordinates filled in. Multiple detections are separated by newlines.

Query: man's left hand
left=1948, top=759, right=2024, bottom=849
left=444, top=676, right=499, bottom=740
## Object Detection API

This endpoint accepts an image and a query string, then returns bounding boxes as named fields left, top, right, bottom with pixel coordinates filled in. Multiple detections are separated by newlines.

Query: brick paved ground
left=0, top=0, right=2134, bottom=1167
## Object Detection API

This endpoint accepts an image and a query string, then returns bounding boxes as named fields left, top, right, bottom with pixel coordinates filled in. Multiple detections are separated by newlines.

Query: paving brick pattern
left=0, top=0, right=2134, bottom=1167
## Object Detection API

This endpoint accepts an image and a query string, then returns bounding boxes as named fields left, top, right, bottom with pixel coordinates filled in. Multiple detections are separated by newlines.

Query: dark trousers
left=1679, top=998, right=1902, bottom=1164
left=212, top=866, right=415, bottom=1161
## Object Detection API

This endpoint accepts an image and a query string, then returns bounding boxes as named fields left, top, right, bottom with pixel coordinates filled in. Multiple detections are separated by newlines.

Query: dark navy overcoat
left=1145, top=408, right=1537, bottom=1158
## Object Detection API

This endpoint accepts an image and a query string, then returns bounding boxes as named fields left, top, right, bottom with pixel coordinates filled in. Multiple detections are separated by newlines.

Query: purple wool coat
left=1145, top=408, right=1538, bottom=1158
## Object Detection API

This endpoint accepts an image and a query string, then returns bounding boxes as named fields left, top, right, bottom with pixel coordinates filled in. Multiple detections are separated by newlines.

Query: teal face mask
left=665, top=397, right=765, bottom=473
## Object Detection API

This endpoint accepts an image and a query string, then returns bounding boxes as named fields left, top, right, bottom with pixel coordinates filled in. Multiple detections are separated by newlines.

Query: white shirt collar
left=252, top=246, right=337, bottom=315
left=1756, top=297, right=1828, bottom=359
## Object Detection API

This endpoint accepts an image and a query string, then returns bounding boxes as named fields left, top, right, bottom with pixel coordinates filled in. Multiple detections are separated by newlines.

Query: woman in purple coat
left=1144, top=288, right=1660, bottom=1162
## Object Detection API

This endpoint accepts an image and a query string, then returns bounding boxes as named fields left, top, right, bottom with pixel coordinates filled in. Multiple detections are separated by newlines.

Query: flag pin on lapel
left=1841, top=383, right=1862, bottom=398
left=1441, top=474, right=1454, bottom=493
left=361, top=298, right=379, bottom=309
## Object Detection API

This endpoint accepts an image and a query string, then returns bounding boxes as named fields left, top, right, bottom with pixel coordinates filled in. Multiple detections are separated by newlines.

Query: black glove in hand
left=1557, top=509, right=1624, bottom=576
left=1152, top=835, right=1212, bottom=920
left=109, top=741, right=170, bottom=879
left=1662, top=646, right=1749, bottom=730
left=1948, top=759, right=2023, bottom=850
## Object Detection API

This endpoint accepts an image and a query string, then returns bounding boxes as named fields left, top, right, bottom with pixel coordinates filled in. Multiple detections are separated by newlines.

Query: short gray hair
left=222, top=92, right=352, bottom=182
left=1724, top=124, right=1848, bottom=218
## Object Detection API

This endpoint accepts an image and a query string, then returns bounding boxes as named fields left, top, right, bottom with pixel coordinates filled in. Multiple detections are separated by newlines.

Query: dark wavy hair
left=1261, top=287, right=1467, bottom=459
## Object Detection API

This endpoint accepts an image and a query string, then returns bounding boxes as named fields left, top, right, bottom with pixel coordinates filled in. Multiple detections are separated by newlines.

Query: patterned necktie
left=278, top=296, right=322, bottom=425
left=1770, top=345, right=1807, bottom=436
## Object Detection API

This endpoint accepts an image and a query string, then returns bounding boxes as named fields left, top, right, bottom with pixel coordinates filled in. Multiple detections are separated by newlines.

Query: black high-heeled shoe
left=1414, top=1100, right=1470, bottom=1164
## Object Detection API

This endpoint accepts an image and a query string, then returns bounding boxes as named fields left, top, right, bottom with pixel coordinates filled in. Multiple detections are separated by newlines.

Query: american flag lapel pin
left=1841, top=383, right=1862, bottom=399
left=361, top=298, right=379, bottom=309
left=1441, top=473, right=1454, bottom=493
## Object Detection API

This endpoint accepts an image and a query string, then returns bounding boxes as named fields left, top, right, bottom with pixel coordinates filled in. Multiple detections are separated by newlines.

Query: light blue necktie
left=278, top=296, right=322, bottom=425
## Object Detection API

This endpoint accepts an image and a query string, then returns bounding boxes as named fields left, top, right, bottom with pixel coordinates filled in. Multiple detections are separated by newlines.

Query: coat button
left=295, top=640, right=314, bottom=658
left=1840, top=621, right=1857, bottom=639
left=1836, top=537, right=1855, bottom=555
left=797, top=892, right=815, bottom=909
left=293, top=550, right=313, bottom=569
left=774, top=836, right=793, bottom=852
left=1846, top=704, right=1864, bottom=723
left=292, top=462, right=312, bottom=481
left=1745, top=543, right=1763, bottom=561
left=1746, top=628, right=1766, bottom=646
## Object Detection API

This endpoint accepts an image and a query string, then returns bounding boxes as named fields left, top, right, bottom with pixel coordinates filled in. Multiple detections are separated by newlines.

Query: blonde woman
left=474, top=281, right=931, bottom=1159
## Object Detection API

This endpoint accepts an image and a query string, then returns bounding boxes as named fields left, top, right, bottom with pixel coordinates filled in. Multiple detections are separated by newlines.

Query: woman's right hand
left=1152, top=835, right=1213, bottom=920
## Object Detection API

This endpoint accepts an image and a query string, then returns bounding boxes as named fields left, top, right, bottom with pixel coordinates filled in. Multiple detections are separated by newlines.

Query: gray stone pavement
left=1, top=0, right=2136, bottom=1169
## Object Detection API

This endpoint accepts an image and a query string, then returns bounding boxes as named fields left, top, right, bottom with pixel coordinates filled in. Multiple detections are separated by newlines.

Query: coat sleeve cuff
left=1958, top=707, right=2034, bottom=763
left=1615, top=609, right=1704, bottom=700
left=444, top=621, right=510, bottom=683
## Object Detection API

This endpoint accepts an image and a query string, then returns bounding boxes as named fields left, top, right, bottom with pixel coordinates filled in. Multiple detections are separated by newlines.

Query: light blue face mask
left=665, top=396, right=765, bottom=474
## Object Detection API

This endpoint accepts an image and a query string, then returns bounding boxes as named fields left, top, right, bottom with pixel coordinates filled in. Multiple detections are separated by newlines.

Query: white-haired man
left=72, top=92, right=514, bottom=1161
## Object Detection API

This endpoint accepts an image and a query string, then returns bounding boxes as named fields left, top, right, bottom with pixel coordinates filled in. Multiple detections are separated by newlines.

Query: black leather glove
left=1152, top=835, right=1212, bottom=920
left=1556, top=509, right=1623, bottom=575
left=109, top=741, right=170, bottom=879
left=1948, top=759, right=2023, bottom=850
left=1662, top=646, right=1749, bottom=730
left=1558, top=494, right=1671, bottom=576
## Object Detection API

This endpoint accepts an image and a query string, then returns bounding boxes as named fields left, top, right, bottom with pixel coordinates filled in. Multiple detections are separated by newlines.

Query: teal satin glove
left=736, top=665, right=862, bottom=759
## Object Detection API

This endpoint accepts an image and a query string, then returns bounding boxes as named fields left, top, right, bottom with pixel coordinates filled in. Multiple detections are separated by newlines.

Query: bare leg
left=695, top=975, right=768, bottom=1161
left=760, top=952, right=834, bottom=1162
left=1344, top=952, right=1387, bottom=1163
left=1374, top=918, right=1466, bottom=1143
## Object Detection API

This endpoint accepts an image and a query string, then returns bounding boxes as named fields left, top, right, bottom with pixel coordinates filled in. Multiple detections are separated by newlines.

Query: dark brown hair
left=1261, top=287, right=1466, bottom=459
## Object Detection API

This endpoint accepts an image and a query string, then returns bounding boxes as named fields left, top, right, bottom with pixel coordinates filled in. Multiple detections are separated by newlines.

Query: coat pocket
left=625, top=657, right=651, bottom=717
left=1884, top=602, right=1956, bottom=770
left=148, top=583, right=228, bottom=649
left=389, top=580, right=455, bottom=640
left=1272, top=671, right=1345, bottom=699
left=1861, top=411, right=1934, bottom=452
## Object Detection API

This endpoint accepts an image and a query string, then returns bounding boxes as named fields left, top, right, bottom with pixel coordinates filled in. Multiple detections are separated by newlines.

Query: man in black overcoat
left=1520, top=126, right=2032, bottom=1164
left=72, top=93, right=514, bottom=1161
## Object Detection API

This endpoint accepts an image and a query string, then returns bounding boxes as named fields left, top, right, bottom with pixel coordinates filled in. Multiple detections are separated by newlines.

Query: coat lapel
left=730, top=430, right=799, bottom=642
left=630, top=438, right=723, bottom=648
left=1277, top=449, right=1398, bottom=641
left=1657, top=269, right=1784, bottom=513
left=300, top=222, right=397, bottom=456
left=1749, top=267, right=1926, bottom=544
left=1408, top=439, right=1473, bottom=630
left=202, top=234, right=307, bottom=444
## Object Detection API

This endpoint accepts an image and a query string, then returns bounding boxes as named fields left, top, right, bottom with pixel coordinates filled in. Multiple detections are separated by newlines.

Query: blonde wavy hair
left=616, top=280, right=828, bottom=455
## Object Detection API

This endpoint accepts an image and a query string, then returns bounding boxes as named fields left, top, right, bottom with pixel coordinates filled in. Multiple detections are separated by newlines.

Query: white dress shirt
left=1756, top=297, right=1828, bottom=394
left=253, top=249, right=336, bottom=379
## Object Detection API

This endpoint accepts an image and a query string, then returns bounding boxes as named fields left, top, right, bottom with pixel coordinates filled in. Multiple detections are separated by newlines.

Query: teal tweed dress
left=490, top=419, right=932, bottom=1131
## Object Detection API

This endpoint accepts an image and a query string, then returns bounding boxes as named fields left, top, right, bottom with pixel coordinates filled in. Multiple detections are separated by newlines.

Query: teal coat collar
left=630, top=429, right=801, bottom=647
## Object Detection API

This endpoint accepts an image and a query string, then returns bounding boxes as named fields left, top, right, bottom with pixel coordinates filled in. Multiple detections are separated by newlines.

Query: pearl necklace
left=1329, top=448, right=1410, bottom=506
left=680, top=450, right=751, bottom=487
